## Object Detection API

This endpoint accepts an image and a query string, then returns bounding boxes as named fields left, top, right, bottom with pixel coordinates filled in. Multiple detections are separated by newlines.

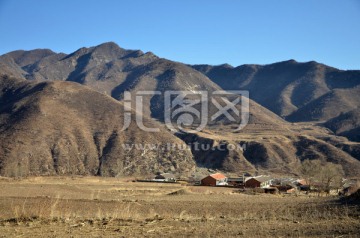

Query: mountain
left=6, top=49, right=56, bottom=67
left=324, top=109, right=360, bottom=142
left=1, top=42, right=360, bottom=177
left=192, top=61, right=360, bottom=122
left=0, top=76, right=195, bottom=177
left=0, top=42, right=285, bottom=127
left=0, top=43, right=290, bottom=176
left=176, top=129, right=360, bottom=177
left=287, top=87, right=360, bottom=122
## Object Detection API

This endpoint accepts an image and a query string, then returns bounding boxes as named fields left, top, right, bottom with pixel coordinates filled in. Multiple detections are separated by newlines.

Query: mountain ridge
left=191, top=60, right=360, bottom=142
left=0, top=42, right=359, bottom=177
left=0, top=75, right=195, bottom=177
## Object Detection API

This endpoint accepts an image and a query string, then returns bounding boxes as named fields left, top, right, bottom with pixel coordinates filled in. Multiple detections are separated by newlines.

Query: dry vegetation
left=2, top=45, right=360, bottom=179
left=0, top=177, right=359, bottom=237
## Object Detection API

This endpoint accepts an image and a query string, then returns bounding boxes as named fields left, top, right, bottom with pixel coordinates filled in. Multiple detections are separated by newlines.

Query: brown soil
left=0, top=177, right=359, bottom=237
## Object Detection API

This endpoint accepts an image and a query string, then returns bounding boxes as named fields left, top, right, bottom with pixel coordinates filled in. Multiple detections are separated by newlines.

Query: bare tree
left=318, top=162, right=344, bottom=195
left=300, top=159, right=344, bottom=195
left=300, top=159, right=321, bottom=190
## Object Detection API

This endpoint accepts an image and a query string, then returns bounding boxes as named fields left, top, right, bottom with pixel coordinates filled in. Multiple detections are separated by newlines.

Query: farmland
left=0, top=177, right=359, bottom=237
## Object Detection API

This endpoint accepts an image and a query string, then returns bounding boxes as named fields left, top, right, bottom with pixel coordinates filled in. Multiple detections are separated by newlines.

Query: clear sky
left=0, top=0, right=359, bottom=69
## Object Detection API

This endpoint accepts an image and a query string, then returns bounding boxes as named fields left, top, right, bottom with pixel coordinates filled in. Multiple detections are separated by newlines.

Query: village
left=138, top=172, right=358, bottom=196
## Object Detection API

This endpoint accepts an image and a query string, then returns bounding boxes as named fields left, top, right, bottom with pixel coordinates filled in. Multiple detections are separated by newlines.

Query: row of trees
left=300, top=159, right=344, bottom=194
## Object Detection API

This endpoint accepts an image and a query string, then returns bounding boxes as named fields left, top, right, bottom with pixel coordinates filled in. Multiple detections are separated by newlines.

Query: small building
left=227, top=177, right=245, bottom=187
left=272, top=177, right=298, bottom=187
left=245, top=176, right=272, bottom=188
left=201, top=173, right=227, bottom=186
left=296, top=179, right=311, bottom=191
left=295, top=179, right=308, bottom=186
left=154, top=173, right=176, bottom=182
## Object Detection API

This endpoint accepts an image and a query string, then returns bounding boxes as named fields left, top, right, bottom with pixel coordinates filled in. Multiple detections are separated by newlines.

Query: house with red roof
left=201, top=173, right=228, bottom=186
left=245, top=176, right=272, bottom=188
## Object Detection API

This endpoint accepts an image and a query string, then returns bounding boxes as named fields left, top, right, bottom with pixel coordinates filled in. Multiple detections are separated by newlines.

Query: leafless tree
left=318, top=162, right=344, bottom=195
left=300, top=159, right=344, bottom=195
left=300, top=159, right=321, bottom=190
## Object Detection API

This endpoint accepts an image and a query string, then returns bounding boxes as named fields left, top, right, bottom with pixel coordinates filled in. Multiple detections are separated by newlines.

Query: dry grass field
left=0, top=177, right=359, bottom=237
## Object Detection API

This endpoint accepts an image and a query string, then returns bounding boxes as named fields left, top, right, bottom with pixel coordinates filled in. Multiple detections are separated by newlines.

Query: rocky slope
left=0, top=42, right=285, bottom=128
left=175, top=127, right=360, bottom=178
left=324, top=109, right=360, bottom=142
left=0, top=42, right=360, bottom=177
left=192, top=61, right=360, bottom=122
left=0, top=76, right=194, bottom=177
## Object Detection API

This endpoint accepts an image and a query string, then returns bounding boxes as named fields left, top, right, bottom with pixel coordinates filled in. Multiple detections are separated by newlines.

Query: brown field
left=0, top=177, right=359, bottom=237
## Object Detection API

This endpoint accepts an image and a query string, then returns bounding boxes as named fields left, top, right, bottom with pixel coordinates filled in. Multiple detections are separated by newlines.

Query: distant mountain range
left=0, top=42, right=359, bottom=177
left=192, top=61, right=360, bottom=119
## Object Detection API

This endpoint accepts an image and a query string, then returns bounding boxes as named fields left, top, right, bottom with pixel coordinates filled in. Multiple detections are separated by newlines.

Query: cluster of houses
left=146, top=172, right=355, bottom=195
left=199, top=173, right=314, bottom=193
left=151, top=172, right=298, bottom=190
left=200, top=173, right=274, bottom=188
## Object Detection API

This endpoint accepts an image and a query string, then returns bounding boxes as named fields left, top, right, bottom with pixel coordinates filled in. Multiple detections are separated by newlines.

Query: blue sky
left=0, top=0, right=359, bottom=69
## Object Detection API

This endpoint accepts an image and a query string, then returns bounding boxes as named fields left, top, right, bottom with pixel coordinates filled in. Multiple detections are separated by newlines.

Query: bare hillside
left=324, top=109, right=360, bottom=142
left=192, top=61, right=360, bottom=122
left=0, top=76, right=194, bottom=177
left=0, top=43, right=360, bottom=177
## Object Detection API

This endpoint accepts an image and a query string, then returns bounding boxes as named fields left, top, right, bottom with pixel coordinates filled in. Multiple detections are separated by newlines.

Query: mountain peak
left=275, top=59, right=298, bottom=65
left=90, top=41, right=128, bottom=59
left=219, top=63, right=234, bottom=68
left=95, top=41, right=121, bottom=50
left=5, top=49, right=56, bottom=67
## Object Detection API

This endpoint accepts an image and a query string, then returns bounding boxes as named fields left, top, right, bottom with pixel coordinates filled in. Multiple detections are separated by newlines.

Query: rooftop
left=209, top=173, right=227, bottom=180
left=157, top=173, right=175, bottom=179
left=247, top=176, right=272, bottom=183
